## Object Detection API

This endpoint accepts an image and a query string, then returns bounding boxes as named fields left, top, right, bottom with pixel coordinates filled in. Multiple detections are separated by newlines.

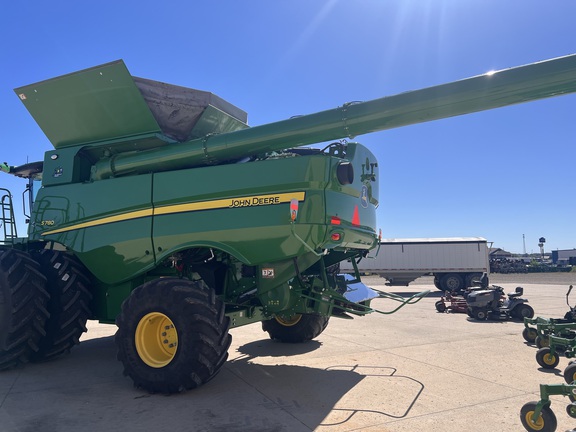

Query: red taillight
left=352, top=205, right=360, bottom=226
left=331, top=233, right=341, bottom=241
left=331, top=216, right=341, bottom=225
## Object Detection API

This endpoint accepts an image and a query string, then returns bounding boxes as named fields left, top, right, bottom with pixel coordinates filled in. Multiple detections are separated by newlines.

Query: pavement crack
left=0, top=371, right=22, bottom=409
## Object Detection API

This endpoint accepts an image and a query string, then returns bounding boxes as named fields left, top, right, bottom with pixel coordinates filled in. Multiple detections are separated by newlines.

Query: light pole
left=523, top=234, right=526, bottom=256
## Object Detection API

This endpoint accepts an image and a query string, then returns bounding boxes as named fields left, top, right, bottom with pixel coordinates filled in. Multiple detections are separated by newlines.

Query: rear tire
left=30, top=250, right=92, bottom=362
left=115, top=278, right=231, bottom=393
left=440, top=273, right=464, bottom=292
left=262, top=313, right=329, bottom=343
left=465, top=272, right=483, bottom=288
left=0, top=249, right=49, bottom=370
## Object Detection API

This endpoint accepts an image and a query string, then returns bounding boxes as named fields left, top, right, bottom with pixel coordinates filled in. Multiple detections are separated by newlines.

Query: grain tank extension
left=1, top=56, right=576, bottom=393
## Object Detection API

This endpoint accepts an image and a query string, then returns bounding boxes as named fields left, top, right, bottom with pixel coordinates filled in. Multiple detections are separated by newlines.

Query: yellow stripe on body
left=42, top=192, right=306, bottom=236
left=41, top=209, right=154, bottom=235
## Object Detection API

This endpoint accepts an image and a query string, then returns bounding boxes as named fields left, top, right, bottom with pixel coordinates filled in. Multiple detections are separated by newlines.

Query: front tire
left=262, top=313, right=329, bottom=343
left=470, top=307, right=488, bottom=320
left=513, top=304, right=535, bottom=320
left=30, top=250, right=92, bottom=362
left=435, top=301, right=447, bottom=313
left=0, top=249, right=49, bottom=370
left=115, top=278, right=231, bottom=393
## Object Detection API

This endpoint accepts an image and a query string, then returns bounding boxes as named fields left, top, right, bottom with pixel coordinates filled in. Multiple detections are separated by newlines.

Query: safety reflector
left=331, top=216, right=341, bottom=225
left=331, top=233, right=341, bottom=241
left=290, top=198, right=299, bottom=221
left=352, top=205, right=360, bottom=226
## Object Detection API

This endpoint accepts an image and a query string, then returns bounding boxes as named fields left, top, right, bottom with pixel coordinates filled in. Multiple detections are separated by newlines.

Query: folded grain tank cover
left=14, top=60, right=248, bottom=149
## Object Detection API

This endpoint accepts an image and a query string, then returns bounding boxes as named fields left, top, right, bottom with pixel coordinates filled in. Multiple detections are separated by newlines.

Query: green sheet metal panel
left=14, top=60, right=161, bottom=148
left=150, top=155, right=331, bottom=265
left=29, top=174, right=155, bottom=284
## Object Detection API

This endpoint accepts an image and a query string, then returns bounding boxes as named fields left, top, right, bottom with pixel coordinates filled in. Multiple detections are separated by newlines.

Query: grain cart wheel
left=536, top=347, right=560, bottom=369
left=523, top=327, right=538, bottom=343
left=520, top=402, right=557, bottom=432
left=29, top=250, right=92, bottom=362
left=262, top=313, right=329, bottom=343
left=440, top=273, right=463, bottom=292
left=0, top=249, right=49, bottom=370
left=115, top=278, right=231, bottom=393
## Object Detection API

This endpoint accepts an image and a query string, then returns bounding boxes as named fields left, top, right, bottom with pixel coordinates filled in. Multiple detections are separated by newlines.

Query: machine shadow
left=227, top=338, right=425, bottom=428
left=4, top=334, right=423, bottom=432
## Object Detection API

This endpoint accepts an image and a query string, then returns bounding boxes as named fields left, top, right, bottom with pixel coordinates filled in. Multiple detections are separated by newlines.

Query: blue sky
left=1, top=1, right=575, bottom=254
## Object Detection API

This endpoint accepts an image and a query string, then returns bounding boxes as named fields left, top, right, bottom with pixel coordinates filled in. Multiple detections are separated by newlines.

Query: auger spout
left=90, top=53, right=576, bottom=179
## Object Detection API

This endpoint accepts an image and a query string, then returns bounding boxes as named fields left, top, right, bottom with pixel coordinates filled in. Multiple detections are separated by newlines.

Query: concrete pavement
left=1, top=274, right=576, bottom=431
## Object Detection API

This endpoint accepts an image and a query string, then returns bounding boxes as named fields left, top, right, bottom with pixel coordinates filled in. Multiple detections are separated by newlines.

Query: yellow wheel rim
left=524, top=411, right=545, bottom=430
left=544, top=353, right=556, bottom=366
left=275, top=314, right=302, bottom=327
left=135, top=312, right=178, bottom=368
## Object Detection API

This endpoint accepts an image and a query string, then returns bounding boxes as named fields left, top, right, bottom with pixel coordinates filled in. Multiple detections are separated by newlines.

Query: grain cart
left=1, top=56, right=576, bottom=393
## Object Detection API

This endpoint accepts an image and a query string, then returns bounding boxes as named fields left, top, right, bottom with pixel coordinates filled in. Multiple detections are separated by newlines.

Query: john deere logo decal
left=360, top=185, right=368, bottom=208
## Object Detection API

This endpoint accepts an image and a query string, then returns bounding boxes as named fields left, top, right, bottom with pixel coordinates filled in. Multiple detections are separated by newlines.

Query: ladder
left=0, top=188, right=18, bottom=245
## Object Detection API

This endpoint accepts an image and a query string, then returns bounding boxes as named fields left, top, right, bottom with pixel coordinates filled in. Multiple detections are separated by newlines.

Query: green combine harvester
left=1, top=56, right=575, bottom=393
